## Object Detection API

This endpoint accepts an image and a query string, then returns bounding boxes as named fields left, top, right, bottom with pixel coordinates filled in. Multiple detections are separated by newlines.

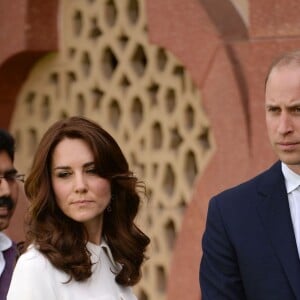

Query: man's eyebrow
left=265, top=103, right=278, bottom=108
left=287, top=103, right=300, bottom=108
left=3, top=168, right=17, bottom=175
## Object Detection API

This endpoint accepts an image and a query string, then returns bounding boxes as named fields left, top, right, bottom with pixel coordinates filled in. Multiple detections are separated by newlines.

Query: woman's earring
left=106, top=204, right=112, bottom=213
left=107, top=193, right=115, bottom=212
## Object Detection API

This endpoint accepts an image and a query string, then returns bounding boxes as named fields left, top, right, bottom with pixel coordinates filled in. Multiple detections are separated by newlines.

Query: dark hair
left=265, top=49, right=300, bottom=87
left=24, top=116, right=150, bottom=285
left=0, top=129, right=15, bottom=161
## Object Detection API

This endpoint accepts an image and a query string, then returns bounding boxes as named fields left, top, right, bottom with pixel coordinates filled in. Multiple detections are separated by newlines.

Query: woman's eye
left=86, top=168, right=98, bottom=174
left=57, top=171, right=71, bottom=178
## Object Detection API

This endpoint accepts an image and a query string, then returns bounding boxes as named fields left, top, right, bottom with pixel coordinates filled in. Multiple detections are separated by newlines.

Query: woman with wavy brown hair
left=7, top=116, right=150, bottom=300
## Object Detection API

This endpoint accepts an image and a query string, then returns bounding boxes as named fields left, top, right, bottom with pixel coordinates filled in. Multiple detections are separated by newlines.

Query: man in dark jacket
left=0, top=129, right=24, bottom=299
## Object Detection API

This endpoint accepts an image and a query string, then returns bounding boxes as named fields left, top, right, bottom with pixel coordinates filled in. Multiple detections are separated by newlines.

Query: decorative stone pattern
left=10, top=0, right=213, bottom=299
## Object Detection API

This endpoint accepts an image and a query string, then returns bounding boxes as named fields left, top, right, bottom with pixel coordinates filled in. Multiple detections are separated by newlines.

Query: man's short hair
left=0, top=129, right=15, bottom=161
left=265, top=49, right=300, bottom=87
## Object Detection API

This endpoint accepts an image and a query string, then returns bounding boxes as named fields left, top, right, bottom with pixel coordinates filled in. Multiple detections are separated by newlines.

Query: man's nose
left=0, top=178, right=11, bottom=197
left=278, top=112, right=293, bottom=134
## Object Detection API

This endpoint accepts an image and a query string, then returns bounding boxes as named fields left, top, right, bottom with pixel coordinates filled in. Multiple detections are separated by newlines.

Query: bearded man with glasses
left=0, top=129, right=24, bottom=299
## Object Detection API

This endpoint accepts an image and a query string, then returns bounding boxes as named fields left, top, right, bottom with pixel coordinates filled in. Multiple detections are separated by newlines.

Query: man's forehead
left=0, top=150, right=14, bottom=173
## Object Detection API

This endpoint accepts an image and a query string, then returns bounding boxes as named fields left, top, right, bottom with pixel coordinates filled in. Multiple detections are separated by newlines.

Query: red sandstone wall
left=2, top=0, right=300, bottom=299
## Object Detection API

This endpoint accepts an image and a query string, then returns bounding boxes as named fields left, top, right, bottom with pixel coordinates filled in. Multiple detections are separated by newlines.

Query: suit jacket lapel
left=257, top=161, right=300, bottom=298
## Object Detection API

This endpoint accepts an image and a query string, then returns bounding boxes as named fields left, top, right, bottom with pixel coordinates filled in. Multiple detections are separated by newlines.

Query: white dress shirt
left=0, top=232, right=12, bottom=276
left=7, top=239, right=137, bottom=300
left=282, top=162, right=300, bottom=258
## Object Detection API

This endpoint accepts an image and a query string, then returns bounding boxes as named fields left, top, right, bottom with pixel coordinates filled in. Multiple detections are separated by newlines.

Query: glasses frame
left=0, top=173, right=25, bottom=183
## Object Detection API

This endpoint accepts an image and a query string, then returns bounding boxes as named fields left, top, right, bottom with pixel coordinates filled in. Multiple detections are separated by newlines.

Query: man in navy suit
left=200, top=50, right=300, bottom=299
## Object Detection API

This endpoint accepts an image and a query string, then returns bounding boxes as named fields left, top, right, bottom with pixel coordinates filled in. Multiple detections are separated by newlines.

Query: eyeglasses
left=0, top=173, right=25, bottom=183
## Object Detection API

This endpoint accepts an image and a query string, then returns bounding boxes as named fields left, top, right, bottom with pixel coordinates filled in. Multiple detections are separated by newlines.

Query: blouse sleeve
left=7, top=248, right=57, bottom=300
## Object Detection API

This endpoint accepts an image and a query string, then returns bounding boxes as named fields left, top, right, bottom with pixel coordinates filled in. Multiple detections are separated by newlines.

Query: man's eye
left=267, top=107, right=279, bottom=113
left=4, top=174, right=16, bottom=181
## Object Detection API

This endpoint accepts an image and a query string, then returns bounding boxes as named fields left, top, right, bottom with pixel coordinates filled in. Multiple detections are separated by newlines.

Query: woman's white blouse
left=7, top=240, right=137, bottom=300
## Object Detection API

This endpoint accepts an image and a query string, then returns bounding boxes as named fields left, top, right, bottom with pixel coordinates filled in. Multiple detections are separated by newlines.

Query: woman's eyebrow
left=83, top=162, right=95, bottom=167
left=52, top=166, right=70, bottom=170
left=53, top=162, right=95, bottom=170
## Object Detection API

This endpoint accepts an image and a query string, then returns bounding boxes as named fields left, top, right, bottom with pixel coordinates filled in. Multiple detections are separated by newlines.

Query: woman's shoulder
left=14, top=244, right=69, bottom=283
left=8, top=246, right=62, bottom=299
left=16, top=244, right=52, bottom=271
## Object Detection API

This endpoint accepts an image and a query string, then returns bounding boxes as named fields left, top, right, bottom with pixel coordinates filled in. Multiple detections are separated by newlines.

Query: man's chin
left=0, top=216, right=10, bottom=231
left=277, top=151, right=300, bottom=164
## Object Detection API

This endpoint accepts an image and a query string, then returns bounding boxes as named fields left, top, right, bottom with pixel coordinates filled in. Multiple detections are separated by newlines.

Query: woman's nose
left=74, top=174, right=88, bottom=194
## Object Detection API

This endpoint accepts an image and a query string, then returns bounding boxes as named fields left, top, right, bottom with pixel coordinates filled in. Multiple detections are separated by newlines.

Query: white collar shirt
left=0, top=232, right=12, bottom=276
left=282, top=162, right=300, bottom=258
left=7, top=239, right=137, bottom=300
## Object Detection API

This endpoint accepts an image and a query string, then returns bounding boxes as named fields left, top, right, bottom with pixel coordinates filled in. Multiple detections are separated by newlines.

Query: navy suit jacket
left=200, top=161, right=300, bottom=300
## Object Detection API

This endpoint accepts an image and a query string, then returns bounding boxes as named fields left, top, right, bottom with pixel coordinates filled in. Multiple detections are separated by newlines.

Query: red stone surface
left=250, top=0, right=300, bottom=38
left=146, top=0, right=220, bottom=86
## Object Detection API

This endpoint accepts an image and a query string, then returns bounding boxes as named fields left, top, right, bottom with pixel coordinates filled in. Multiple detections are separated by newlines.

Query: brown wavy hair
left=24, top=116, right=150, bottom=285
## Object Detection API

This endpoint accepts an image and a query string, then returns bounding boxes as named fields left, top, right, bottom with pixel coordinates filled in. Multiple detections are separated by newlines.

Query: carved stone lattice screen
left=10, top=0, right=214, bottom=299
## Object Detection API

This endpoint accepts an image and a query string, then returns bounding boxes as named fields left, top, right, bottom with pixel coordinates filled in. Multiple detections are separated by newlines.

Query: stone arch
left=0, top=0, right=58, bottom=128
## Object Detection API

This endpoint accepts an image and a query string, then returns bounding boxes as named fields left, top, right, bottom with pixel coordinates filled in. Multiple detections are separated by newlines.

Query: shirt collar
left=0, top=232, right=12, bottom=252
left=100, top=239, right=118, bottom=268
left=281, top=162, right=300, bottom=193
left=87, top=239, right=118, bottom=268
left=0, top=232, right=13, bottom=277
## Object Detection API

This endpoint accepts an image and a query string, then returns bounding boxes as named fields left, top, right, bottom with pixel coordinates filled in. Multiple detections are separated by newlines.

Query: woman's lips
left=71, top=200, right=94, bottom=205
